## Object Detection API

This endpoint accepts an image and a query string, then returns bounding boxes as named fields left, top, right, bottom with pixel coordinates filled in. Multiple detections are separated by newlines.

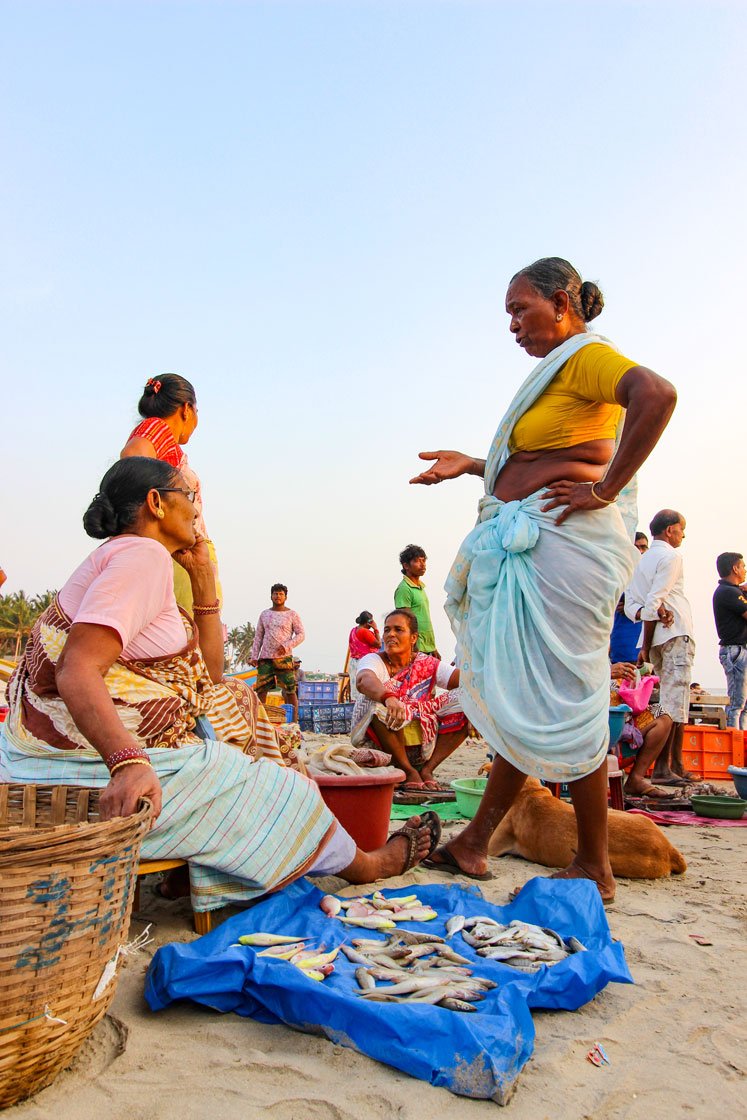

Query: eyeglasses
left=158, top=488, right=197, bottom=503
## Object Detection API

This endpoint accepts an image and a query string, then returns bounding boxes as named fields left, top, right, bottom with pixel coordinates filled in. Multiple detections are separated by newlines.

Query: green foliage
left=0, top=590, right=57, bottom=659
left=225, top=621, right=256, bottom=672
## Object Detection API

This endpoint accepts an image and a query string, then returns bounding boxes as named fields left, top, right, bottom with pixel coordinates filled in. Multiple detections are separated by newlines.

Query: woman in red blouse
left=121, top=374, right=220, bottom=611
left=348, top=611, right=381, bottom=700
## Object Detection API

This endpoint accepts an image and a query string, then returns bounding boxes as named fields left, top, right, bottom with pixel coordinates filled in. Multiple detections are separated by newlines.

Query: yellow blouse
left=508, top=343, right=637, bottom=453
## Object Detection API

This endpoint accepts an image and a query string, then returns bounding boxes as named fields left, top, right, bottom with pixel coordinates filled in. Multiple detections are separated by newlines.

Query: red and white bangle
left=192, top=600, right=221, bottom=616
left=105, top=746, right=150, bottom=772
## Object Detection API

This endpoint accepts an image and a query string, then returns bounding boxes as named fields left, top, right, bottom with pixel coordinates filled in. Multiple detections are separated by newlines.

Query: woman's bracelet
left=590, top=482, right=617, bottom=506
left=193, top=599, right=221, bottom=616
left=105, top=745, right=150, bottom=771
left=109, top=758, right=154, bottom=777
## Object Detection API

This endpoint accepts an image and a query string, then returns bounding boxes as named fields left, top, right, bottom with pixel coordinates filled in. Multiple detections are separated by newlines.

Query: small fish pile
left=340, top=930, right=496, bottom=1013
left=320, top=891, right=437, bottom=929
left=459, top=916, right=587, bottom=972
left=237, top=932, right=339, bottom=982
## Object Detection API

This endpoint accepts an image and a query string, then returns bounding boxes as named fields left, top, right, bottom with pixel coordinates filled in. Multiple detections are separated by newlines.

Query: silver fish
left=477, top=946, right=536, bottom=960
left=391, top=929, right=445, bottom=945
left=445, top=915, right=465, bottom=939
left=355, top=967, right=375, bottom=991
left=565, top=936, right=587, bottom=954
left=439, top=997, right=477, bottom=1013
left=462, top=916, right=504, bottom=930
left=368, top=966, right=410, bottom=981
left=426, top=962, right=473, bottom=976
left=509, top=919, right=548, bottom=937
left=339, top=944, right=372, bottom=965
left=359, top=976, right=446, bottom=997
left=434, top=944, right=472, bottom=965
left=392, top=943, right=440, bottom=960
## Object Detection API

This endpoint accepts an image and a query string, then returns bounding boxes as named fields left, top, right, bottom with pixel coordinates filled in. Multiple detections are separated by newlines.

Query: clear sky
left=2, top=1, right=745, bottom=687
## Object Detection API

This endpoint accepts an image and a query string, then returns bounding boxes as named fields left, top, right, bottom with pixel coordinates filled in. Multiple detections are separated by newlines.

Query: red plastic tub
left=313, top=770, right=406, bottom=850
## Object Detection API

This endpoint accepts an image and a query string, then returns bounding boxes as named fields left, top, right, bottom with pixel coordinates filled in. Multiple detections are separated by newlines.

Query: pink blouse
left=58, top=536, right=186, bottom=660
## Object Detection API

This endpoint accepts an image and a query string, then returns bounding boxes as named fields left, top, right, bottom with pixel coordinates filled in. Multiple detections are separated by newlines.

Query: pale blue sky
left=2, top=1, right=745, bottom=685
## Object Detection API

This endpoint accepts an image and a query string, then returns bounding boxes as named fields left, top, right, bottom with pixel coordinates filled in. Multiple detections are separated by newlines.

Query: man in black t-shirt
left=713, top=552, right=747, bottom=729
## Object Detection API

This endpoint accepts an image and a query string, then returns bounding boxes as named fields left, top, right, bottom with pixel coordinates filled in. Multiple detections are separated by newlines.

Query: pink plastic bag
left=617, top=675, right=659, bottom=714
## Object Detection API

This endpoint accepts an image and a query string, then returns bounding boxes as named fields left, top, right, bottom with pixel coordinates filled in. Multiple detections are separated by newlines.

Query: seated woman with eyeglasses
left=1, top=458, right=440, bottom=916
left=121, top=373, right=219, bottom=613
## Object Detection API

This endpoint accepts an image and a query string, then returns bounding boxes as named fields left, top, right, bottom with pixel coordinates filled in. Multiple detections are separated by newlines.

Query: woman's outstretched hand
left=541, top=480, right=614, bottom=525
left=410, top=450, right=477, bottom=485
left=100, top=764, right=163, bottom=824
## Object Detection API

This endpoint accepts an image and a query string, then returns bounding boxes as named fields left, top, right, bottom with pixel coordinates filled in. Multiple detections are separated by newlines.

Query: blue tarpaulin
left=145, top=877, right=632, bottom=1105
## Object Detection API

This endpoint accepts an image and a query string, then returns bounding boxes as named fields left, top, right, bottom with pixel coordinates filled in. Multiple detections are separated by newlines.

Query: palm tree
left=0, top=590, right=56, bottom=659
left=225, top=621, right=256, bottom=672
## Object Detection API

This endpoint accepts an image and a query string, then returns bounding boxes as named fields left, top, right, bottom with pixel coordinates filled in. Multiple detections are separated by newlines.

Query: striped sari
left=1, top=602, right=337, bottom=911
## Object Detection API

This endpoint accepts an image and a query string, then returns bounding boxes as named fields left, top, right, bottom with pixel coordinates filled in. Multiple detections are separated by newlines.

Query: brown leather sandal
left=386, top=811, right=441, bottom=873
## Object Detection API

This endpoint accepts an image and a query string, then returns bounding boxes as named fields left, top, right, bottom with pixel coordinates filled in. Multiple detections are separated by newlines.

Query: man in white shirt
left=625, top=509, right=695, bottom=785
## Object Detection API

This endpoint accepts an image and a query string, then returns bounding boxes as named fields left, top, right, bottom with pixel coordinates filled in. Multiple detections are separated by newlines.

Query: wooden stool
left=134, top=858, right=214, bottom=936
left=606, top=756, right=625, bottom=811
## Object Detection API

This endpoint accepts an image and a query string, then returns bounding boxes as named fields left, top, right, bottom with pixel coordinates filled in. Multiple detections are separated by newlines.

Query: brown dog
left=487, top=777, right=687, bottom=878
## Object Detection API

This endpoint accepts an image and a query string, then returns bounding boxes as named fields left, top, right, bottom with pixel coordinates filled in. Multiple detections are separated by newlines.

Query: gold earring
left=556, top=313, right=562, bottom=321
left=156, top=508, right=165, bottom=520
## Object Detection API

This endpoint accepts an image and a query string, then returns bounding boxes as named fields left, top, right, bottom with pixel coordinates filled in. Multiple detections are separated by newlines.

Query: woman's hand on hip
left=541, top=480, right=612, bottom=525
left=100, top=765, right=163, bottom=824
left=410, top=450, right=479, bottom=486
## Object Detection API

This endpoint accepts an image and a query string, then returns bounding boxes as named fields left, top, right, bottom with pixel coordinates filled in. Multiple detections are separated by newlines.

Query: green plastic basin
left=690, top=795, right=747, bottom=820
left=450, top=777, right=488, bottom=819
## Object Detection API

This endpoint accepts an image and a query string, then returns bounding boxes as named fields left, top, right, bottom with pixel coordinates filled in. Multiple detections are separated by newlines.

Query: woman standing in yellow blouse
left=411, top=257, right=677, bottom=901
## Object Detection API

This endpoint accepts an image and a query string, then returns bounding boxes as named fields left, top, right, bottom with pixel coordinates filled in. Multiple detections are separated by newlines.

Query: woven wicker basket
left=265, top=705, right=287, bottom=726
left=0, top=785, right=151, bottom=1108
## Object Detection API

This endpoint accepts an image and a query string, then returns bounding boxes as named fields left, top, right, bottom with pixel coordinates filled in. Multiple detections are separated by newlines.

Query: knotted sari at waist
left=445, top=334, right=638, bottom=782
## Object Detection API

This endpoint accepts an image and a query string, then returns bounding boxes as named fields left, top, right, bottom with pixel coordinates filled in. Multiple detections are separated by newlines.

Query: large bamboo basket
left=0, top=785, right=151, bottom=1108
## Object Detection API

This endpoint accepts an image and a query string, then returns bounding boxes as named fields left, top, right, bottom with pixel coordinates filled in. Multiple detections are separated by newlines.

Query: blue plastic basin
left=728, top=765, right=747, bottom=800
left=609, top=704, right=632, bottom=748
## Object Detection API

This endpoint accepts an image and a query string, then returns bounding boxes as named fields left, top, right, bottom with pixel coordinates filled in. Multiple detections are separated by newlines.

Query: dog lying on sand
left=487, top=777, right=687, bottom=878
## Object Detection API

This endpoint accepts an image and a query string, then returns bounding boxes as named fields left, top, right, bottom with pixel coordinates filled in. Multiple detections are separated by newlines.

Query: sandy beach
left=8, top=739, right=747, bottom=1119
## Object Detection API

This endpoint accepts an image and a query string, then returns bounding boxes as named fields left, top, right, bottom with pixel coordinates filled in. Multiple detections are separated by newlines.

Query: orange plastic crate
left=682, top=725, right=745, bottom=780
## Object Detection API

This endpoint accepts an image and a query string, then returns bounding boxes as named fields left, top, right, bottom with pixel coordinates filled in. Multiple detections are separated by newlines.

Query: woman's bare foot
left=550, top=858, right=616, bottom=903
left=425, top=832, right=489, bottom=878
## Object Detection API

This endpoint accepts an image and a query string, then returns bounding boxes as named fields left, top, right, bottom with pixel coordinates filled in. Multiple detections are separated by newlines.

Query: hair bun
left=580, top=280, right=604, bottom=322
left=83, top=492, right=119, bottom=539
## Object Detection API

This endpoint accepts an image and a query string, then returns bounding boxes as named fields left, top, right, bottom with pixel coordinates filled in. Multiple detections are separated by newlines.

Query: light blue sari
left=445, top=334, right=638, bottom=782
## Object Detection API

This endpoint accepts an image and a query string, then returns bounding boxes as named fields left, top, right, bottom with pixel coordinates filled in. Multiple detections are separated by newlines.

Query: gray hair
left=511, top=257, right=604, bottom=323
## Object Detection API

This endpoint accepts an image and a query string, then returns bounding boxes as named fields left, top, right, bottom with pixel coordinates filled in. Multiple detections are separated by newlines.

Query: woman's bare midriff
left=493, top=439, right=615, bottom=502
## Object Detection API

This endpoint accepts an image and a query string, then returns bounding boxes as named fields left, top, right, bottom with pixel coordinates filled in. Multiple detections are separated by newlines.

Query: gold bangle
left=590, top=482, right=617, bottom=506
left=110, top=758, right=154, bottom=777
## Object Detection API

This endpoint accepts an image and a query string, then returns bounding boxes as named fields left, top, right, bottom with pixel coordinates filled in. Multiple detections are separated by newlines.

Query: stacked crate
left=298, top=681, right=354, bottom=734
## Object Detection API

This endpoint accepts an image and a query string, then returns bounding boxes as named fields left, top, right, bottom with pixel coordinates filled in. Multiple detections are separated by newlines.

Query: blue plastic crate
left=298, top=681, right=338, bottom=702
left=311, top=703, right=355, bottom=735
